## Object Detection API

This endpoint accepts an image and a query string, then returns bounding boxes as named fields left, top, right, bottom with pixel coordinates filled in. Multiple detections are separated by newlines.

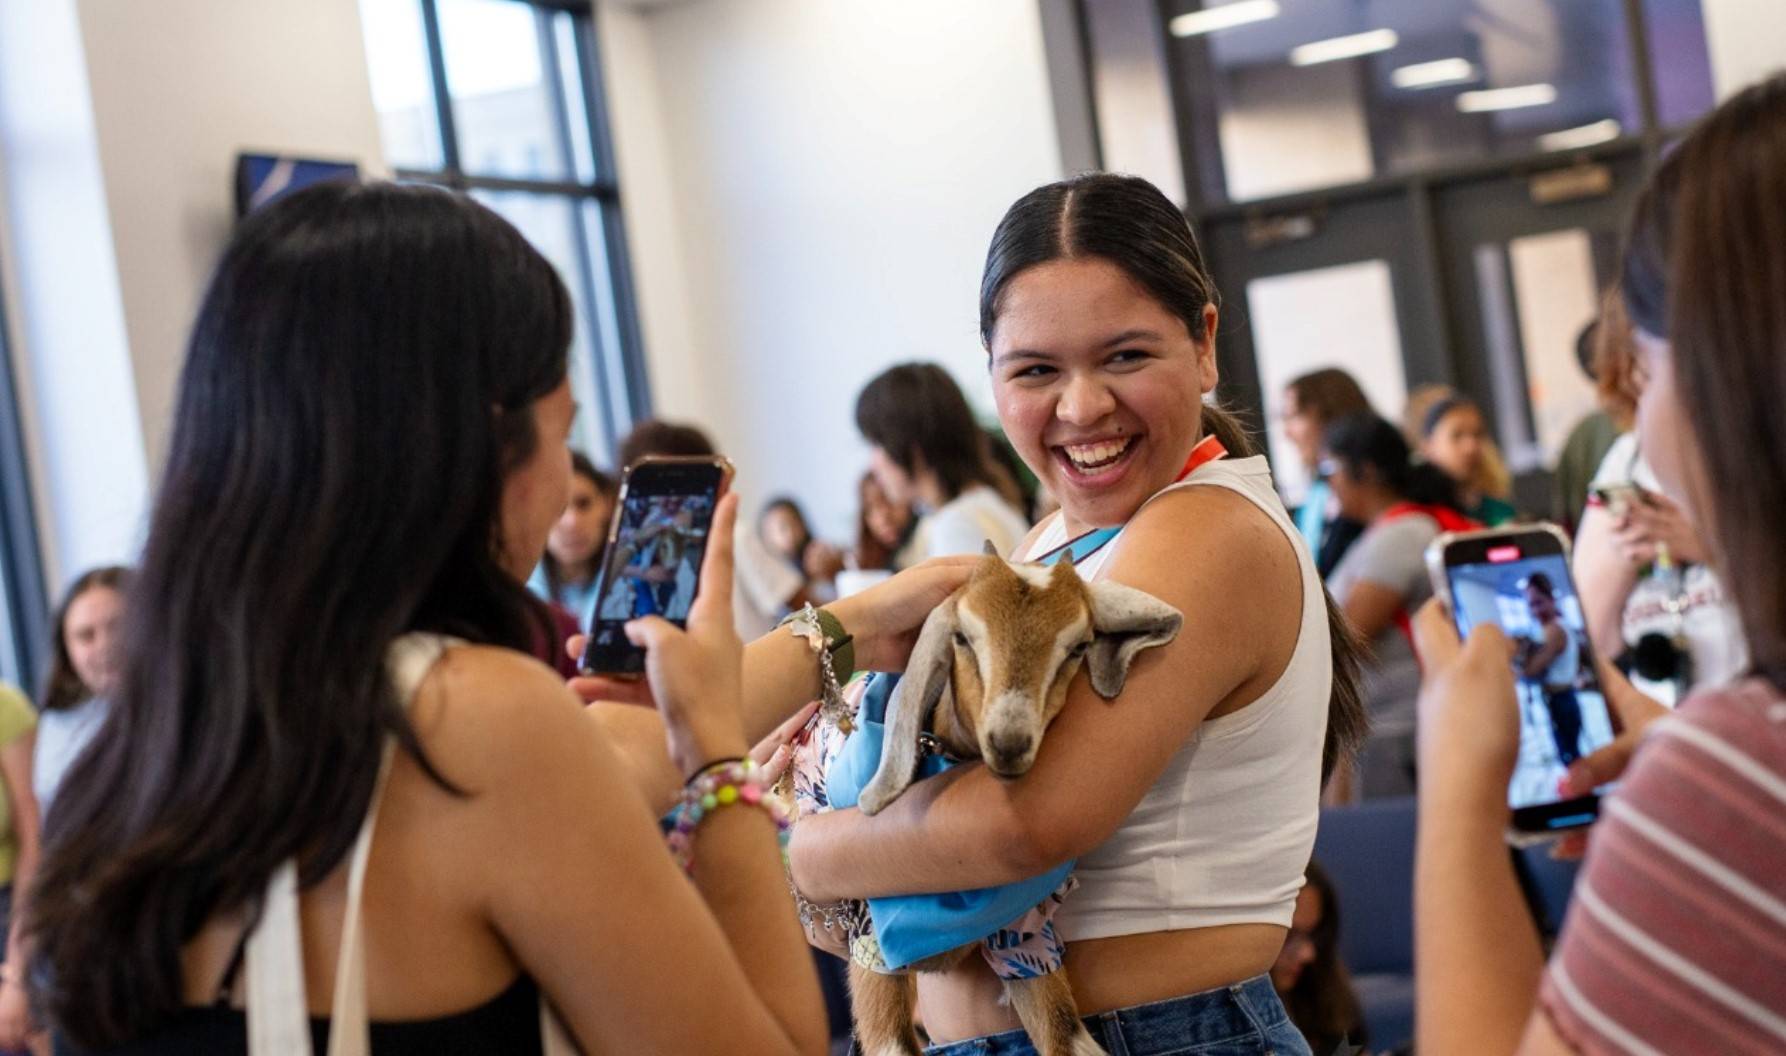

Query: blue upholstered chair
left=1313, top=797, right=1418, bottom=1053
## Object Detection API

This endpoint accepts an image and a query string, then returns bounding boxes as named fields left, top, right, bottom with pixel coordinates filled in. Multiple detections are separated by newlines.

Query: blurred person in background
left=1405, top=387, right=1516, bottom=526
left=0, top=678, right=39, bottom=1054
left=855, top=363, right=1029, bottom=560
left=1323, top=412, right=1478, bottom=799
left=1279, top=368, right=1373, bottom=576
left=33, top=568, right=128, bottom=818
left=1550, top=310, right=1625, bottom=535
left=852, top=471, right=915, bottom=574
left=1573, top=291, right=1745, bottom=707
left=758, top=497, right=815, bottom=574
left=758, top=496, right=843, bottom=601
left=526, top=451, right=615, bottom=631
left=1273, top=861, right=1367, bottom=1056
left=3, top=567, right=132, bottom=1050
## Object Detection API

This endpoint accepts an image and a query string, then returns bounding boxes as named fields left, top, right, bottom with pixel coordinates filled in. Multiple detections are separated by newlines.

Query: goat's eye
left=1070, top=641, right=1091, bottom=658
left=952, top=631, right=970, bottom=649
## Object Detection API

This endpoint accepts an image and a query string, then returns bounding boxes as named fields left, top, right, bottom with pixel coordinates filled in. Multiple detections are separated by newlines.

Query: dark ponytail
left=1324, top=412, right=1464, bottom=513
left=979, top=172, right=1366, bottom=784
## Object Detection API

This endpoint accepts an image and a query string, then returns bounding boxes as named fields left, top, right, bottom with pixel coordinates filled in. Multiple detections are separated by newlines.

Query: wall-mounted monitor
left=234, top=153, right=360, bottom=217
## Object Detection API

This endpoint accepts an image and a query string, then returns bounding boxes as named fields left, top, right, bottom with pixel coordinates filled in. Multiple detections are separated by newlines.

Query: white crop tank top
left=1015, top=455, right=1330, bottom=941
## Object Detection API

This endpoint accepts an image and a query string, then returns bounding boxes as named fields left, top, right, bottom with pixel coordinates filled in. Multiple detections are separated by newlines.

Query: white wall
left=0, top=0, right=386, bottom=589
left=599, top=0, right=1062, bottom=536
left=1702, top=0, right=1784, bottom=100
left=77, top=0, right=388, bottom=471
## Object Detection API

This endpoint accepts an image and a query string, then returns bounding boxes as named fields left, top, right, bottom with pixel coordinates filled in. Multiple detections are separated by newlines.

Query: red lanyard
left=1036, top=435, right=1229, bottom=566
left=1176, top=434, right=1228, bottom=481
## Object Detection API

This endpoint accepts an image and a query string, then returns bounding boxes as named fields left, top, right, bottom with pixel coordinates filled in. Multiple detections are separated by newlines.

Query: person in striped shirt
left=1409, top=72, right=1786, bottom=1056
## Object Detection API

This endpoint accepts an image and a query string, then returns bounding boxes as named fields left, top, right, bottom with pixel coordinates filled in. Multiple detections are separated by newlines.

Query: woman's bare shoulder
left=1118, top=484, right=1299, bottom=590
left=405, top=645, right=601, bottom=791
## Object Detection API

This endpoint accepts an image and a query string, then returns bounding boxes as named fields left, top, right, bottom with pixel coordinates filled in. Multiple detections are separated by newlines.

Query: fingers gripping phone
left=1591, top=481, right=1649, bottom=519
left=579, top=456, right=733, bottom=676
left=1426, top=525, right=1623, bottom=840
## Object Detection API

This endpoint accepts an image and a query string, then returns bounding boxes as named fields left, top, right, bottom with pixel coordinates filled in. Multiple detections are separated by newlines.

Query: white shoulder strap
left=244, top=861, right=310, bottom=1053
left=243, top=633, right=440, bottom=1056
left=244, top=633, right=580, bottom=1055
left=243, top=739, right=395, bottom=1056
left=324, top=740, right=398, bottom=1056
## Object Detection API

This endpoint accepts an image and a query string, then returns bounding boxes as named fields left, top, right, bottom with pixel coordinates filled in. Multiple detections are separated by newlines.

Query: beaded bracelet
left=666, top=758, right=791, bottom=875
left=683, top=755, right=747, bottom=788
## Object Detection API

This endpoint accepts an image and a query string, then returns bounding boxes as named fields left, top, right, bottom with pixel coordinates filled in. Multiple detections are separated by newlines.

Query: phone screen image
left=582, top=458, right=728, bottom=676
left=1445, top=548, right=1619, bottom=819
left=596, top=492, right=714, bottom=625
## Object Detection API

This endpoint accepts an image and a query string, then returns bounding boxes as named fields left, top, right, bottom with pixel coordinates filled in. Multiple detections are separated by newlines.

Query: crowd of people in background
left=522, top=360, right=1034, bottom=655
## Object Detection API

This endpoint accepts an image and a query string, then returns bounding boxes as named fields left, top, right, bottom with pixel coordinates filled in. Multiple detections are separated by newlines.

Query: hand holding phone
left=620, top=491, right=750, bottom=778
left=580, top=456, right=733, bottom=677
left=1422, top=525, right=1624, bottom=840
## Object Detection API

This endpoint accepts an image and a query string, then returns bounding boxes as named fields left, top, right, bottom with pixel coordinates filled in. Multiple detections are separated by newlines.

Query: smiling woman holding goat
left=777, top=174, right=1368, bottom=1055
left=562, top=173, right=1367, bottom=1055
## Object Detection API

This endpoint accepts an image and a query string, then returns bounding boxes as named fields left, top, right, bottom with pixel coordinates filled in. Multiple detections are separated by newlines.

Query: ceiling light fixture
left=1391, top=57, right=1477, bottom=89
left=1537, top=118, right=1623, bottom=151
left=1169, top=1, right=1281, bottom=38
left=1290, top=28, right=1399, bottom=67
left=1457, top=83, right=1559, bottom=112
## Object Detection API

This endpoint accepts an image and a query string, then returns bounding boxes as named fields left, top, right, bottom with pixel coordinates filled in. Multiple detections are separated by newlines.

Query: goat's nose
left=987, top=730, right=1035, bottom=771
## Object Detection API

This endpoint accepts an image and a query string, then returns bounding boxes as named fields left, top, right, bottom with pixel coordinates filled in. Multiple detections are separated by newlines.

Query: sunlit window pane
left=357, top=0, right=443, bottom=169
left=438, top=0, right=568, bottom=180
left=474, top=190, right=609, bottom=463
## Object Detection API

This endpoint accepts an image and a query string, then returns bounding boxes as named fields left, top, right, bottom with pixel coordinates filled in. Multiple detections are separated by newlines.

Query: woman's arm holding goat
left=790, top=488, right=1304, bottom=900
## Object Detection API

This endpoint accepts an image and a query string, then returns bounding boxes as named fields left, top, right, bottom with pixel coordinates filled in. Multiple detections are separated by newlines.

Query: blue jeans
left=921, top=974, right=1312, bottom=1056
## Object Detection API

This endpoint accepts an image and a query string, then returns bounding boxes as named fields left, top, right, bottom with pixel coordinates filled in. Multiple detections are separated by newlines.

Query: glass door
left=1203, top=192, right=1440, bottom=505
left=1431, top=148, right=1646, bottom=510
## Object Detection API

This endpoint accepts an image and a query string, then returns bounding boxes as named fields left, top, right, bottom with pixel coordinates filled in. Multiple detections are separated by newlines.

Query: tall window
left=0, top=264, right=50, bottom=691
left=359, top=0, right=650, bottom=461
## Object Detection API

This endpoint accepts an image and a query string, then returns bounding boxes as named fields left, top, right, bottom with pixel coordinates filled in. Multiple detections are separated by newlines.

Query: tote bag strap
left=323, top=739, right=398, bottom=1056
left=244, top=860, right=311, bottom=1054
left=243, top=633, right=445, bottom=1056
left=247, top=633, right=580, bottom=1055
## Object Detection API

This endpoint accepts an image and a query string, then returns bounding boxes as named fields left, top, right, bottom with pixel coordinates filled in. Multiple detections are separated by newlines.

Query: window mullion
left=418, top=0, right=463, bottom=176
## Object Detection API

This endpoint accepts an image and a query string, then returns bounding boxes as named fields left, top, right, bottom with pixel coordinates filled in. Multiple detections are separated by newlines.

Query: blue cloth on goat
left=824, top=671, right=1076, bottom=971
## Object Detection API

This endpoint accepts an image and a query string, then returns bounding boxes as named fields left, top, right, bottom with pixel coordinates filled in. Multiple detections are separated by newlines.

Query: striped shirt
left=1539, top=678, right=1786, bottom=1054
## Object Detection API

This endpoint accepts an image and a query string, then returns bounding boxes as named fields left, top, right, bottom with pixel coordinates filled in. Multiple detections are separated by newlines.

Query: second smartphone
left=1426, top=525, right=1622, bottom=840
left=579, top=455, right=733, bottom=677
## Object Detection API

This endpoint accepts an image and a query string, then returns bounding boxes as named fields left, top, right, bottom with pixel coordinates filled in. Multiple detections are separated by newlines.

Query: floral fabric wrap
left=786, top=673, right=1076, bottom=980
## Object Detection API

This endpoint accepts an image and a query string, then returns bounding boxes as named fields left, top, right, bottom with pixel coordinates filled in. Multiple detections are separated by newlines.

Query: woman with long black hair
left=20, top=182, right=956, bottom=1055
left=1322, top=411, right=1476, bottom=799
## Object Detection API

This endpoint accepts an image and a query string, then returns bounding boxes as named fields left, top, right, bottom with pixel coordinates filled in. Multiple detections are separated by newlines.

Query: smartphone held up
left=579, top=456, right=733, bottom=677
left=1426, top=525, right=1622, bottom=841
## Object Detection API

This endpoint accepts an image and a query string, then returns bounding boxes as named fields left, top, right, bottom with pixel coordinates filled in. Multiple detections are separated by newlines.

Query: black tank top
left=68, top=974, right=544, bottom=1055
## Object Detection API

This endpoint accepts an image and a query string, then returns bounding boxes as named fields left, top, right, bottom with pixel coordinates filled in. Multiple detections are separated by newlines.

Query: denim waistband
left=921, top=973, right=1309, bottom=1056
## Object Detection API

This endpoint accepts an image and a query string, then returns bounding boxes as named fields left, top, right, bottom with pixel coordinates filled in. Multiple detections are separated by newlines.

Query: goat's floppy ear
left=1083, top=580, right=1183, bottom=698
left=858, top=601, right=959, bottom=815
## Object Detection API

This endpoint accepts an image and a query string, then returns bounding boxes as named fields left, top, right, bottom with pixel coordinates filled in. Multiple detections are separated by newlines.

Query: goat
left=848, top=553, right=1182, bottom=1056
